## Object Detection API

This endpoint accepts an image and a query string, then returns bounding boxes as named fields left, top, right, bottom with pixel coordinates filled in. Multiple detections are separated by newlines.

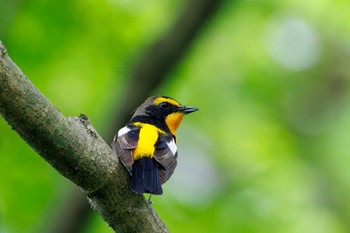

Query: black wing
left=153, top=136, right=178, bottom=184
left=111, top=126, right=139, bottom=169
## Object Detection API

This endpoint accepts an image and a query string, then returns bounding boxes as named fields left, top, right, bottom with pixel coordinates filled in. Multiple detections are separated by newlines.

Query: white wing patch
left=118, top=126, right=131, bottom=137
left=166, top=139, right=177, bottom=155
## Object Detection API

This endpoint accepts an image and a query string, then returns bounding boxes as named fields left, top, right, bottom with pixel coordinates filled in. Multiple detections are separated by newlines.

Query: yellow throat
left=165, top=112, right=184, bottom=136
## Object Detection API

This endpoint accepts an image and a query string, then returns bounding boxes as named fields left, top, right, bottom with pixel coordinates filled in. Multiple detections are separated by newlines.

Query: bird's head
left=132, top=96, right=198, bottom=135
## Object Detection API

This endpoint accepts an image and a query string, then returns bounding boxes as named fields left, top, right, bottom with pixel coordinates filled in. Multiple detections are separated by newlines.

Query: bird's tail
left=131, top=157, right=163, bottom=195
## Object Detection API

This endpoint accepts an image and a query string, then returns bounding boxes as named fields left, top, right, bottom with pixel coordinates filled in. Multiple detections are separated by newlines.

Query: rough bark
left=0, top=41, right=168, bottom=233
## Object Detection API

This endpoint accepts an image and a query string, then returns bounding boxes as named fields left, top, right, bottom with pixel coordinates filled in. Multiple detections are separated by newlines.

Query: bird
left=111, top=96, right=198, bottom=195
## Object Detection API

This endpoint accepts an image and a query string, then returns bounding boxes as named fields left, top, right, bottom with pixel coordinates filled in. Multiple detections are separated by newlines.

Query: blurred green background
left=1, top=0, right=350, bottom=232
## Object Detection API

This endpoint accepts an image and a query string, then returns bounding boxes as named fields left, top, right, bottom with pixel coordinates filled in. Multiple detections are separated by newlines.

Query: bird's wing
left=153, top=137, right=178, bottom=184
left=111, top=126, right=139, bottom=168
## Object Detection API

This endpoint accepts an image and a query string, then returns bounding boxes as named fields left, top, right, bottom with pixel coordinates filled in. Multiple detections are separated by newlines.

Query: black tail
left=131, top=157, right=163, bottom=195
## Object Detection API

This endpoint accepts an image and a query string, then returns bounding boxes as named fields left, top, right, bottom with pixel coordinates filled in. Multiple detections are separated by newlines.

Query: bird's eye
left=159, top=102, right=169, bottom=109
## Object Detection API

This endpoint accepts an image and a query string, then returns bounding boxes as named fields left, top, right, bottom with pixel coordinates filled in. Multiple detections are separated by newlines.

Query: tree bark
left=0, top=41, right=168, bottom=233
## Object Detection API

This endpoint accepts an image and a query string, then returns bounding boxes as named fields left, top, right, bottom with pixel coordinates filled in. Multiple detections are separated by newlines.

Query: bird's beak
left=177, top=106, right=199, bottom=114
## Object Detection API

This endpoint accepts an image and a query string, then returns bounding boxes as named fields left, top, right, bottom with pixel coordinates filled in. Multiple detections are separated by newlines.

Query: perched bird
left=112, top=96, right=198, bottom=195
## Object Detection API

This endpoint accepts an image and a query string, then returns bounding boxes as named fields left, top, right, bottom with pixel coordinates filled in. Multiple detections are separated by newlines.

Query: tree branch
left=0, top=41, right=168, bottom=233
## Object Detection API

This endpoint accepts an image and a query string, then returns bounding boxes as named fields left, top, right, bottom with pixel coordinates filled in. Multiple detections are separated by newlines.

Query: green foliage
left=1, top=0, right=350, bottom=232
